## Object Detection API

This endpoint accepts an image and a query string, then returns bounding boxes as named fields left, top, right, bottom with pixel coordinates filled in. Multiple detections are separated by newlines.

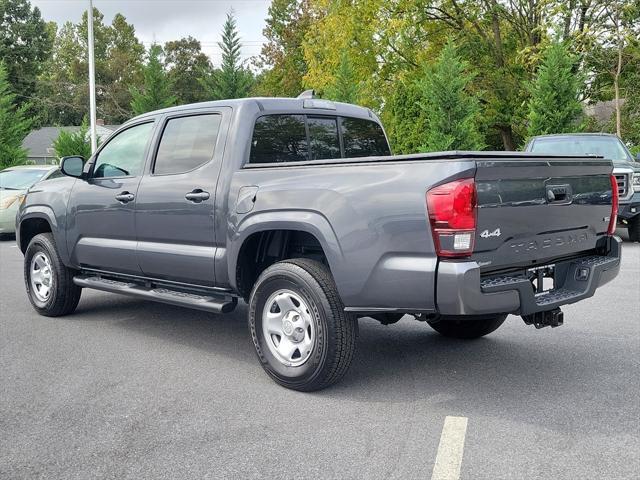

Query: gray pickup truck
left=17, top=96, right=621, bottom=391
left=525, top=133, right=640, bottom=241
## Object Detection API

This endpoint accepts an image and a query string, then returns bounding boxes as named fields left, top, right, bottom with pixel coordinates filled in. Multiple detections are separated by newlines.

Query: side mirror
left=636, top=152, right=640, bottom=161
left=60, top=156, right=85, bottom=178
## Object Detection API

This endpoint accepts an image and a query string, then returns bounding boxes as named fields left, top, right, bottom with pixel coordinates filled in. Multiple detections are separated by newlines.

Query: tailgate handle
left=546, top=184, right=572, bottom=204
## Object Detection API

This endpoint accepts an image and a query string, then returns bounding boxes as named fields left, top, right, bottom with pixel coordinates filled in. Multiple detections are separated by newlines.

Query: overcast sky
left=31, top=0, right=271, bottom=66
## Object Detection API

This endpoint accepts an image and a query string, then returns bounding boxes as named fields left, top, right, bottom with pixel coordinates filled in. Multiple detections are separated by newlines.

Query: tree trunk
left=488, top=1, right=515, bottom=150
left=563, top=0, right=577, bottom=40
left=499, top=126, right=516, bottom=151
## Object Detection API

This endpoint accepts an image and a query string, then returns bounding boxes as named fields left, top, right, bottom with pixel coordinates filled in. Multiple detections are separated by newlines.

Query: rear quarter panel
left=224, top=160, right=475, bottom=311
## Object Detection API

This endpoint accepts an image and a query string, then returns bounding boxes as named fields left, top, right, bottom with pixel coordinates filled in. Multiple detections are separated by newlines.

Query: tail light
left=608, top=174, right=618, bottom=235
left=427, top=177, right=477, bottom=258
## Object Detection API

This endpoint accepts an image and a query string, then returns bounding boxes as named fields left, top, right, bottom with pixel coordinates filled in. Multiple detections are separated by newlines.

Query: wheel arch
left=229, top=211, right=344, bottom=300
left=18, top=208, right=58, bottom=253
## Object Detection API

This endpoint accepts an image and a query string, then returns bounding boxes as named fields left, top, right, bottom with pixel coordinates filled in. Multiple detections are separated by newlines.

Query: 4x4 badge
left=480, top=228, right=501, bottom=238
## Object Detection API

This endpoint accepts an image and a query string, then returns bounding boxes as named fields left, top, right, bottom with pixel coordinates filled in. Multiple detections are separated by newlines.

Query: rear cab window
left=249, top=115, right=307, bottom=164
left=249, top=114, right=389, bottom=164
left=341, top=117, right=390, bottom=158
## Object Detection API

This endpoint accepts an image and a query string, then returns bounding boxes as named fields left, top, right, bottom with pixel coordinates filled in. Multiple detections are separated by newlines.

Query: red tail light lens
left=427, top=178, right=477, bottom=258
left=608, top=174, right=618, bottom=235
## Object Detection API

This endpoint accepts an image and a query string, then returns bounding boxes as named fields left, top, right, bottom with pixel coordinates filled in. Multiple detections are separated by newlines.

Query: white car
left=0, top=165, right=62, bottom=236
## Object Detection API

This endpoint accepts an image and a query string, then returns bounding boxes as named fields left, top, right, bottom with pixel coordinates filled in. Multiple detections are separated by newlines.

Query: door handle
left=115, top=191, right=135, bottom=203
left=185, top=189, right=210, bottom=203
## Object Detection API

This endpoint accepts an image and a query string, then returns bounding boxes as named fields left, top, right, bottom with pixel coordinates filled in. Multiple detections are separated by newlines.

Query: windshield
left=529, top=136, right=633, bottom=163
left=0, top=169, right=50, bottom=190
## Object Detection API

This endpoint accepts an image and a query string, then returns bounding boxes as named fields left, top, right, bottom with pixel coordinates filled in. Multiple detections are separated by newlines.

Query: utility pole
left=87, top=0, right=97, bottom=153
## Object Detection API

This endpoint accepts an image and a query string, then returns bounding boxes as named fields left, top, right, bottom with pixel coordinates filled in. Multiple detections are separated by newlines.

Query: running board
left=73, top=275, right=237, bottom=314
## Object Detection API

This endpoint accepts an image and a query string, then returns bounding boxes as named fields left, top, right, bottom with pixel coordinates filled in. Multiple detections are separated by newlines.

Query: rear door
left=473, top=157, right=614, bottom=271
left=134, top=109, right=229, bottom=286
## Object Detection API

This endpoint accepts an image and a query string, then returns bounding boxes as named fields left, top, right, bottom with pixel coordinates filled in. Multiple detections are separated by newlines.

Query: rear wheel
left=24, top=233, right=82, bottom=317
left=428, top=315, right=507, bottom=339
left=248, top=258, right=358, bottom=391
left=628, top=217, right=640, bottom=242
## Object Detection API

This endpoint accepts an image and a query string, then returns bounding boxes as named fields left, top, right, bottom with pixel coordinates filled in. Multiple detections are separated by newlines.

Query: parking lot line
left=431, top=416, right=468, bottom=480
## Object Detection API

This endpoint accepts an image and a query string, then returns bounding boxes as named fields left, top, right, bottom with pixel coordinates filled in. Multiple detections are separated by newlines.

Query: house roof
left=22, top=125, right=119, bottom=158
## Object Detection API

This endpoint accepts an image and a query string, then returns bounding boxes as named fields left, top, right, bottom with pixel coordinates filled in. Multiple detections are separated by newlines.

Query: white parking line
left=431, top=416, right=469, bottom=480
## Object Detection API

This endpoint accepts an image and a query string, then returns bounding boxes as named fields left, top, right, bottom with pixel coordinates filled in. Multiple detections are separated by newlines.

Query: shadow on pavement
left=68, top=291, right=635, bottom=437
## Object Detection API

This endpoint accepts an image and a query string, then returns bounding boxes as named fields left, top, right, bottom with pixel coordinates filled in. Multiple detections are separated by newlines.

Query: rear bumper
left=437, top=236, right=621, bottom=316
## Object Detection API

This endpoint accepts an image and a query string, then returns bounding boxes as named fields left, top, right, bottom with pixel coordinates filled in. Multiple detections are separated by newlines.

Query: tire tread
left=250, top=258, right=357, bottom=391
left=25, top=233, right=81, bottom=317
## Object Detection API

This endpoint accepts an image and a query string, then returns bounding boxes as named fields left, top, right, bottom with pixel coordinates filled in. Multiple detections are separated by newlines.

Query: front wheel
left=428, top=315, right=507, bottom=339
left=248, top=258, right=358, bottom=391
left=24, top=233, right=82, bottom=317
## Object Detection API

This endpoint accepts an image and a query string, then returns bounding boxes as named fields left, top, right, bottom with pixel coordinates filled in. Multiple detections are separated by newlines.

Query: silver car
left=0, top=165, right=61, bottom=236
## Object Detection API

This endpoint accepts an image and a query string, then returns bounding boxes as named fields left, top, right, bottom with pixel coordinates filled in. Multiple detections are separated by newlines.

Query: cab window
left=154, top=114, right=222, bottom=175
left=341, top=117, right=390, bottom=158
left=249, top=115, right=307, bottom=164
left=93, top=122, right=154, bottom=178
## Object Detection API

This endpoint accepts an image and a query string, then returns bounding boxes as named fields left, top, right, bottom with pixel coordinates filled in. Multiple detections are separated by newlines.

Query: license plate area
left=527, top=264, right=555, bottom=295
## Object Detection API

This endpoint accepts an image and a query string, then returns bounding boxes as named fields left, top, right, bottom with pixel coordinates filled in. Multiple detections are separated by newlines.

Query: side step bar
left=73, top=275, right=237, bottom=314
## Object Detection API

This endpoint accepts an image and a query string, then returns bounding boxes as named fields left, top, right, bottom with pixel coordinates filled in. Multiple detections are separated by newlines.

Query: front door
left=66, top=121, right=155, bottom=274
left=134, top=111, right=227, bottom=286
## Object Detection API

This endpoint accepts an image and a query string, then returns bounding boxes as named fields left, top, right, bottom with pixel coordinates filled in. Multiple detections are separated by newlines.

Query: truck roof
left=129, top=97, right=378, bottom=123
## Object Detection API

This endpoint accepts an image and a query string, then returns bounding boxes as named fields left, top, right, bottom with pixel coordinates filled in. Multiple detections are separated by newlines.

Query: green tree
left=254, top=0, right=313, bottom=97
left=36, top=7, right=144, bottom=125
left=527, top=41, right=583, bottom=137
left=416, top=42, right=484, bottom=152
left=0, top=0, right=53, bottom=105
left=101, top=13, right=145, bottom=119
left=52, top=120, right=92, bottom=160
left=386, top=77, right=429, bottom=154
left=324, top=51, right=359, bottom=103
left=130, top=44, right=176, bottom=115
left=164, top=37, right=213, bottom=104
left=0, top=62, right=31, bottom=168
left=202, top=12, right=253, bottom=100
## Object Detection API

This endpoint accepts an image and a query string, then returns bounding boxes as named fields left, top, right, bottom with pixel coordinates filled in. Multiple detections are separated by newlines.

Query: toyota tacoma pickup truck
left=525, top=133, right=640, bottom=241
left=17, top=96, right=621, bottom=391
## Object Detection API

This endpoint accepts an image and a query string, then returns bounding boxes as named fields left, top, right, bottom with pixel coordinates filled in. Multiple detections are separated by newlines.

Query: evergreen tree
left=386, top=77, right=430, bottom=154
left=52, top=119, right=93, bottom=160
left=0, top=62, right=31, bottom=169
left=202, top=12, right=253, bottom=100
left=416, top=42, right=484, bottom=152
left=130, top=44, right=176, bottom=116
left=325, top=51, right=359, bottom=103
left=527, top=41, right=583, bottom=137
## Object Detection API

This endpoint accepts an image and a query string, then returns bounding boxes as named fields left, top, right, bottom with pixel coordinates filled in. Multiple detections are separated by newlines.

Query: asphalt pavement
left=1, top=233, right=638, bottom=479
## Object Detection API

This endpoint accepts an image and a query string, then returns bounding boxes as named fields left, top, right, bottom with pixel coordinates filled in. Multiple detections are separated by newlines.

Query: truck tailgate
left=472, top=158, right=614, bottom=271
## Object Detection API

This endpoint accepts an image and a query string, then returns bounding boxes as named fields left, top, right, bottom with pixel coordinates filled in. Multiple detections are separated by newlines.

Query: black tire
left=628, top=217, right=640, bottom=242
left=428, top=315, right=507, bottom=339
left=248, top=258, right=358, bottom=391
left=24, top=233, right=82, bottom=317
